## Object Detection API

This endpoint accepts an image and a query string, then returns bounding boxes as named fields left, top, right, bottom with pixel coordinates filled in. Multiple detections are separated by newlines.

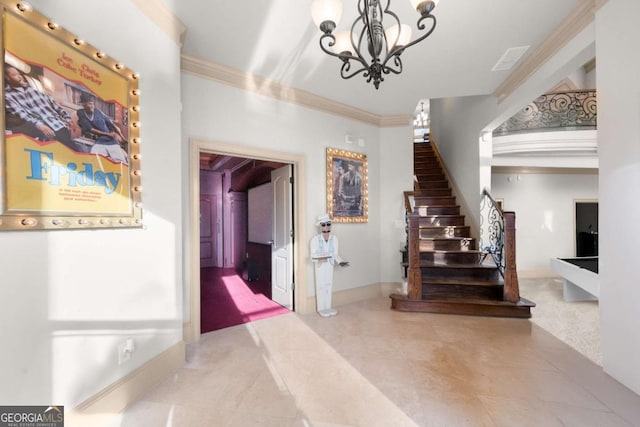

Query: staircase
left=390, top=141, right=535, bottom=318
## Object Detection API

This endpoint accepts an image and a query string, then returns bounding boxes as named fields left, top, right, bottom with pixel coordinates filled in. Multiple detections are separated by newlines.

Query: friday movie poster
left=1, top=2, right=141, bottom=230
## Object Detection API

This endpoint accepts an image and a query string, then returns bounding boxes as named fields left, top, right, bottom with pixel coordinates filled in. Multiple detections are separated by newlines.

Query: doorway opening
left=188, top=140, right=308, bottom=342
left=199, top=157, right=293, bottom=333
left=575, top=200, right=598, bottom=257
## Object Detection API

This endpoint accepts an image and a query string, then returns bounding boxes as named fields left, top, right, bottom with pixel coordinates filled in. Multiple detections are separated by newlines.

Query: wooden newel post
left=407, top=213, right=422, bottom=300
left=503, top=211, right=520, bottom=303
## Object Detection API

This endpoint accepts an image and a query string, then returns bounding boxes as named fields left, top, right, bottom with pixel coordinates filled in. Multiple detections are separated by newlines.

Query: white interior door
left=199, top=195, right=217, bottom=268
left=200, top=171, right=223, bottom=267
left=271, top=165, right=293, bottom=309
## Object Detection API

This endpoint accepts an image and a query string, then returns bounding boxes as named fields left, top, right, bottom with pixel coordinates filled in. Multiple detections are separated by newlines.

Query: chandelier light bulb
left=385, top=24, right=412, bottom=52
left=311, top=0, right=343, bottom=33
left=332, top=31, right=355, bottom=56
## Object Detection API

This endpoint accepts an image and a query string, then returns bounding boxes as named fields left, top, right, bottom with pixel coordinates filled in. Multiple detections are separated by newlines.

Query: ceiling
left=161, top=0, right=583, bottom=117
left=200, top=152, right=287, bottom=191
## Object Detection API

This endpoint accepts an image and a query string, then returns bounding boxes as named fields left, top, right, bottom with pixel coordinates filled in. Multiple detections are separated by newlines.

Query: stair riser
left=414, top=145, right=434, bottom=152
left=419, top=252, right=483, bottom=264
left=420, top=239, right=477, bottom=251
left=420, top=227, right=470, bottom=238
left=418, top=216, right=465, bottom=227
left=414, top=163, right=441, bottom=171
left=416, top=181, right=449, bottom=189
left=413, top=156, right=441, bottom=166
left=415, top=173, right=445, bottom=182
left=415, top=189, right=452, bottom=197
left=421, top=267, right=500, bottom=281
left=418, top=206, right=459, bottom=215
left=390, top=297, right=532, bottom=319
left=415, top=196, right=456, bottom=205
left=414, top=155, right=438, bottom=161
left=422, top=284, right=503, bottom=300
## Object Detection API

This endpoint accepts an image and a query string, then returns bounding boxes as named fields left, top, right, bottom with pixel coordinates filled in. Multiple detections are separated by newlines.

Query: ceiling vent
left=492, top=46, right=530, bottom=71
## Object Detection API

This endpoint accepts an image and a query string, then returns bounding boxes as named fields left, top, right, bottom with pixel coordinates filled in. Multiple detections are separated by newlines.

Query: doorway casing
left=187, top=139, right=308, bottom=342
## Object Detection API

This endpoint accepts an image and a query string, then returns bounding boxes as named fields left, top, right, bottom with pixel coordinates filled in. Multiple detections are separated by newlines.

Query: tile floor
left=111, top=291, right=640, bottom=427
left=520, top=277, right=601, bottom=366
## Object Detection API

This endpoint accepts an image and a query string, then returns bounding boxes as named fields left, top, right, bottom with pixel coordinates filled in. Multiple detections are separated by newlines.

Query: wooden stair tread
left=419, top=225, right=469, bottom=228
left=401, top=252, right=486, bottom=266
left=420, top=236, right=473, bottom=241
left=393, top=294, right=535, bottom=307
left=421, top=278, right=503, bottom=286
left=411, top=249, right=483, bottom=254
left=389, top=294, right=535, bottom=318
left=414, top=192, right=452, bottom=196
left=419, top=261, right=497, bottom=269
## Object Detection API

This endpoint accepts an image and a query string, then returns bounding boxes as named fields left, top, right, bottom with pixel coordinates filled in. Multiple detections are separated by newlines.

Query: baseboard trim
left=183, top=321, right=194, bottom=343
left=518, top=268, right=559, bottom=278
left=66, top=341, right=185, bottom=427
left=381, top=281, right=405, bottom=297
left=306, top=282, right=402, bottom=311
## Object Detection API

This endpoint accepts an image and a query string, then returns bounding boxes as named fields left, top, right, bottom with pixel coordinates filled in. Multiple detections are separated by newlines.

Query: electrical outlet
left=118, top=342, right=131, bottom=364
left=118, top=338, right=135, bottom=364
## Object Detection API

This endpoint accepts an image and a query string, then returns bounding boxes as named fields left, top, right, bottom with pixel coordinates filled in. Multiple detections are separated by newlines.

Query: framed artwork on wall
left=0, top=1, right=142, bottom=230
left=326, top=147, right=368, bottom=223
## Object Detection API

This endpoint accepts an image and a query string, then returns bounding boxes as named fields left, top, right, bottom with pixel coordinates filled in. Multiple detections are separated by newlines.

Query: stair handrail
left=403, top=190, right=415, bottom=214
left=480, top=189, right=505, bottom=274
left=480, top=188, right=521, bottom=303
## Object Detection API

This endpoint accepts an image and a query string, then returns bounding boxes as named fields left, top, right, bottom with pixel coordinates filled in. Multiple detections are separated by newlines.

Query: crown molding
left=493, top=0, right=608, bottom=102
left=180, top=54, right=412, bottom=128
left=130, top=0, right=187, bottom=46
left=380, top=115, right=413, bottom=127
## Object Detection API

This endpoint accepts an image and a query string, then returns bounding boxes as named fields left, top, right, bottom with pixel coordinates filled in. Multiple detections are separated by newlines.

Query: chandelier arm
left=381, top=56, right=403, bottom=75
left=380, top=14, right=436, bottom=70
left=397, top=15, right=436, bottom=56
left=319, top=31, right=371, bottom=80
left=340, top=61, right=370, bottom=80
left=319, top=33, right=360, bottom=65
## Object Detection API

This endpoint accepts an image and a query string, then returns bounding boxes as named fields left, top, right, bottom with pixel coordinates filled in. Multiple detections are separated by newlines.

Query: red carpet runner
left=200, top=267, right=290, bottom=333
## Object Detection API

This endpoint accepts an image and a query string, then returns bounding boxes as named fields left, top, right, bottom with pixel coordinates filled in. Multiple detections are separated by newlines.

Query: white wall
left=379, top=126, right=414, bottom=284
left=429, top=95, right=499, bottom=232
left=597, top=0, right=640, bottom=396
left=491, top=172, right=598, bottom=272
left=180, top=75, right=411, bottom=309
left=0, top=0, right=183, bottom=407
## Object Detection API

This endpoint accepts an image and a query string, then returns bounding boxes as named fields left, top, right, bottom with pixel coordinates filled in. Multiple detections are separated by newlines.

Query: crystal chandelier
left=413, top=101, right=430, bottom=128
left=311, top=0, right=440, bottom=89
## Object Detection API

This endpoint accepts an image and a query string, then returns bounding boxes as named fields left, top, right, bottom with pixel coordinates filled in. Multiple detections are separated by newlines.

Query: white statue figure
left=310, top=213, right=349, bottom=317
